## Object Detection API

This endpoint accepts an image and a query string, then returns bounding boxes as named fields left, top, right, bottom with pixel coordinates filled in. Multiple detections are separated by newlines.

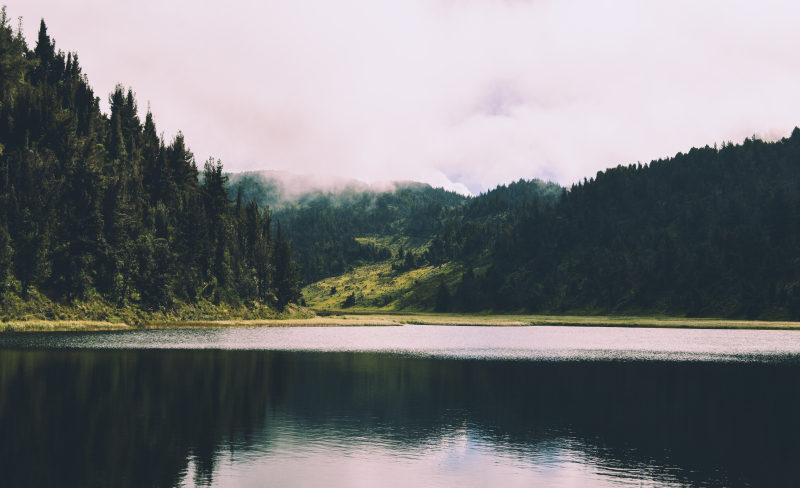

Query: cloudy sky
left=6, top=1, right=800, bottom=194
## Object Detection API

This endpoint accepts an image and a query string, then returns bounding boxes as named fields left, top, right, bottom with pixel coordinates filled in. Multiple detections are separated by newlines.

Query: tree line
left=0, top=14, right=301, bottom=311
left=433, top=133, right=800, bottom=319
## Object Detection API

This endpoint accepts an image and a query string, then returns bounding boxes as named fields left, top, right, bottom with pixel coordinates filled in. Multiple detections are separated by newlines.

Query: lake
left=1, top=324, right=799, bottom=487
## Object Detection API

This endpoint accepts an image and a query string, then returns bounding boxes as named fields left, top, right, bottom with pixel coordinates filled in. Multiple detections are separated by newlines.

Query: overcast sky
left=6, top=1, right=800, bottom=194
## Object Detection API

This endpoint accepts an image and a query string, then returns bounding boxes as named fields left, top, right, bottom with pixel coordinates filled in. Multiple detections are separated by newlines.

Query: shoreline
left=4, top=313, right=800, bottom=332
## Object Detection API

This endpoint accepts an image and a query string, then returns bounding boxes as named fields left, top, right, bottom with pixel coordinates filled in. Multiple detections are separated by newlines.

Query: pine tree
left=0, top=8, right=30, bottom=105
left=31, top=19, right=55, bottom=85
left=254, top=205, right=273, bottom=303
left=0, top=214, right=11, bottom=293
left=272, top=223, right=301, bottom=309
left=434, top=281, right=451, bottom=312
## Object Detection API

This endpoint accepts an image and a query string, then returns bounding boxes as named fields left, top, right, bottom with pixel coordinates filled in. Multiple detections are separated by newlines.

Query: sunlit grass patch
left=1, top=320, right=133, bottom=332
left=302, top=260, right=462, bottom=311
left=143, top=315, right=400, bottom=328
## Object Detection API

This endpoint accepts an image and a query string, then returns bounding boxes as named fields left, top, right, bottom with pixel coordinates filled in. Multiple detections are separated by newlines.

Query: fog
left=229, top=170, right=441, bottom=210
left=7, top=0, right=800, bottom=194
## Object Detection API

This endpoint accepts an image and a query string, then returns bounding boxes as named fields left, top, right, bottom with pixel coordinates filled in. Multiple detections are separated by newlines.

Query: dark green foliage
left=267, top=181, right=463, bottom=283
left=424, top=179, right=562, bottom=265
left=392, top=248, right=421, bottom=272
left=0, top=14, right=301, bottom=311
left=0, top=220, right=11, bottom=292
left=272, top=224, right=301, bottom=309
left=455, top=268, right=481, bottom=312
left=436, top=133, right=800, bottom=319
left=434, top=281, right=451, bottom=312
left=230, top=172, right=561, bottom=285
left=343, top=292, right=356, bottom=308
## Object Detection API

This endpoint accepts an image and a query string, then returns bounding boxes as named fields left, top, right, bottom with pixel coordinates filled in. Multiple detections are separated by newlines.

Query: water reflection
left=1, top=349, right=799, bottom=487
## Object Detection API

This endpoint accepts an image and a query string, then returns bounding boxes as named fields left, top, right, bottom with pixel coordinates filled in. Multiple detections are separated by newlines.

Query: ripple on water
left=3, top=324, right=800, bottom=362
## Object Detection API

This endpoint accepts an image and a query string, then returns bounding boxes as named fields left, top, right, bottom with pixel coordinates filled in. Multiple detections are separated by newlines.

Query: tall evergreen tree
left=31, top=19, right=55, bottom=85
left=272, top=223, right=301, bottom=309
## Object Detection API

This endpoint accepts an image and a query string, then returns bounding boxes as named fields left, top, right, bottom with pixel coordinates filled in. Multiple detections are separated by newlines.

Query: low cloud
left=9, top=0, right=800, bottom=194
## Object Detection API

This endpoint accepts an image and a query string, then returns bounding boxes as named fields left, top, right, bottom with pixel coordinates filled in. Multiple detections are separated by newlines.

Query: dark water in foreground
left=1, top=326, right=800, bottom=487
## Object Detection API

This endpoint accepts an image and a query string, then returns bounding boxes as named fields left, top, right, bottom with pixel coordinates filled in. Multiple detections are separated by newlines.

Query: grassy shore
left=396, top=313, right=800, bottom=330
left=142, top=315, right=401, bottom=329
left=1, top=320, right=135, bottom=332
left=0, top=315, right=399, bottom=332
left=5, top=312, right=800, bottom=332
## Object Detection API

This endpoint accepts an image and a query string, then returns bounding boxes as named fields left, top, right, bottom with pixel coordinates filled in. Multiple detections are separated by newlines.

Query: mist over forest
left=240, top=134, right=800, bottom=320
left=2, top=10, right=800, bottom=321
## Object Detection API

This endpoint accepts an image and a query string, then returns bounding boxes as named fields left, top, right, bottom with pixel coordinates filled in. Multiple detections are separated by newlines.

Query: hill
left=422, top=134, right=800, bottom=319
left=0, top=14, right=303, bottom=320
left=226, top=171, right=476, bottom=283
left=289, top=133, right=800, bottom=320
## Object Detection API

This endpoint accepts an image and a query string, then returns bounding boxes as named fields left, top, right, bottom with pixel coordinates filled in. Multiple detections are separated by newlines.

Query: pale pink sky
left=6, top=0, right=800, bottom=194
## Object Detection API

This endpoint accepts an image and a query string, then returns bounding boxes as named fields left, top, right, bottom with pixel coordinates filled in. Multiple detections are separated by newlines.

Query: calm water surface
left=1, top=325, right=799, bottom=487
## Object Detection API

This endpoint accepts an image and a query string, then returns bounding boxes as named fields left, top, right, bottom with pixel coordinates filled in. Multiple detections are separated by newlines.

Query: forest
left=4, top=11, right=800, bottom=321
left=228, top=172, right=470, bottom=283
left=0, top=14, right=302, bottom=316
left=426, top=134, right=800, bottom=319
left=262, top=133, right=800, bottom=319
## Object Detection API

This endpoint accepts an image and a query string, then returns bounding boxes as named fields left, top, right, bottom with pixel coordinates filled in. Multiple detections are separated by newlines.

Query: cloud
left=8, top=0, right=800, bottom=194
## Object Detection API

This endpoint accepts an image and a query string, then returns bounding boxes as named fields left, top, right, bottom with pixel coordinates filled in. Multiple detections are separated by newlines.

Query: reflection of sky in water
left=8, top=324, right=800, bottom=362
left=5, top=328, right=799, bottom=488
left=179, top=415, right=692, bottom=488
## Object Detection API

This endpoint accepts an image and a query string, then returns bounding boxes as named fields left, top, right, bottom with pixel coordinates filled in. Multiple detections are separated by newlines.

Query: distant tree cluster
left=391, top=247, right=423, bottom=272
left=0, top=14, right=301, bottom=309
left=425, top=179, right=563, bottom=266
left=239, top=175, right=562, bottom=284
left=266, top=184, right=464, bottom=283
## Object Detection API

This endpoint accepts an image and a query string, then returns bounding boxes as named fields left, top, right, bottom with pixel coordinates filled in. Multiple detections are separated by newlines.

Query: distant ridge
left=226, top=170, right=443, bottom=210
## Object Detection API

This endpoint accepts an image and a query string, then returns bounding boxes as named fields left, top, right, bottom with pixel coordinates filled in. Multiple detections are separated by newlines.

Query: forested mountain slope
left=433, top=133, right=800, bottom=318
left=0, top=14, right=302, bottom=316
left=296, top=133, right=800, bottom=320
left=227, top=172, right=471, bottom=283
left=228, top=171, right=563, bottom=285
left=6, top=12, right=795, bottom=321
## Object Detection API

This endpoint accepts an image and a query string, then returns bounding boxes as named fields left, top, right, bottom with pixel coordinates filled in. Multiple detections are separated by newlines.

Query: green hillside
left=0, top=15, right=302, bottom=319
left=296, top=133, right=800, bottom=320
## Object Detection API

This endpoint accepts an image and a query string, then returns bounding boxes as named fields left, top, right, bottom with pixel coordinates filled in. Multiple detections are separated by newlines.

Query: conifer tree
left=272, top=223, right=301, bottom=309
left=31, top=19, right=55, bottom=85
left=434, top=281, right=451, bottom=312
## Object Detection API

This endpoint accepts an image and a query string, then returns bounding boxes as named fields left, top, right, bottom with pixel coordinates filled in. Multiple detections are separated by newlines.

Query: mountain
left=424, top=134, right=800, bottom=319
left=290, top=133, right=800, bottom=320
left=226, top=171, right=473, bottom=283
left=226, top=169, right=565, bottom=307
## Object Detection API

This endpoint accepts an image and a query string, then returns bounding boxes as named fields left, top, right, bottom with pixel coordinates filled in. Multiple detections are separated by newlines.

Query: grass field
left=302, top=261, right=462, bottom=311
left=395, top=313, right=800, bottom=330
left=5, top=312, right=800, bottom=332
left=1, top=320, right=135, bottom=332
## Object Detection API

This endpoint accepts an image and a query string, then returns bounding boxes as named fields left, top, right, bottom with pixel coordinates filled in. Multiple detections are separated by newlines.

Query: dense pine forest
left=270, top=133, right=800, bottom=320
left=0, top=13, right=302, bottom=318
left=228, top=172, right=470, bottom=283
left=427, top=134, right=800, bottom=319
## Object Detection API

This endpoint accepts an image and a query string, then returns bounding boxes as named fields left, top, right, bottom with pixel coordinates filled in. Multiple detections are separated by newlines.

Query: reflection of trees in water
left=1, top=351, right=799, bottom=487
left=0, top=350, right=282, bottom=487
left=273, top=355, right=800, bottom=487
